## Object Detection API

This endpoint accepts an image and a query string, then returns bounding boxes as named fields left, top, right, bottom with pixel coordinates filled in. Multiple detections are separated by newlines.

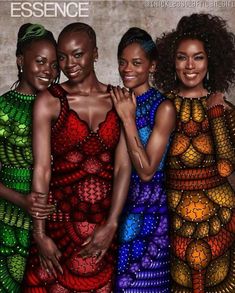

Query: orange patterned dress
left=166, top=92, right=235, bottom=293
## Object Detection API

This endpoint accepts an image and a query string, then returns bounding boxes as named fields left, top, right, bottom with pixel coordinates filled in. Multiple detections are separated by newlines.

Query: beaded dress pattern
left=23, top=84, right=120, bottom=292
left=116, top=88, right=171, bottom=293
left=0, top=90, right=34, bottom=292
left=166, top=93, right=235, bottom=293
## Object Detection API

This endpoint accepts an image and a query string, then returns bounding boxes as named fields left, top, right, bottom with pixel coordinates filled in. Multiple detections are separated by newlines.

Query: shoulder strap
left=48, top=84, right=67, bottom=100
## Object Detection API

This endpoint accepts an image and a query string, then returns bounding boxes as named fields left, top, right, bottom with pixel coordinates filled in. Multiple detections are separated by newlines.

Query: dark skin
left=32, top=30, right=131, bottom=276
left=175, top=39, right=231, bottom=110
left=110, top=42, right=176, bottom=181
left=0, top=39, right=58, bottom=219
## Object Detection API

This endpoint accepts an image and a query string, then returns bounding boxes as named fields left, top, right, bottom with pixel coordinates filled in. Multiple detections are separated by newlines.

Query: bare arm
left=79, top=128, right=131, bottom=261
left=111, top=87, right=176, bottom=181
left=31, top=90, right=62, bottom=276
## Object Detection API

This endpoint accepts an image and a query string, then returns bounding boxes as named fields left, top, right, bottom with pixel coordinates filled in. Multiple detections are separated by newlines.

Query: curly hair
left=155, top=13, right=235, bottom=93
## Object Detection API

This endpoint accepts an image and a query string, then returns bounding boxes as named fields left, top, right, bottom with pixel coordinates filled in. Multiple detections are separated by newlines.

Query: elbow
left=138, top=171, right=155, bottom=182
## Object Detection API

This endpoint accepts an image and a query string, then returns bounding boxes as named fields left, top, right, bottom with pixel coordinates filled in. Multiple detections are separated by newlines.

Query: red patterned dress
left=23, top=84, right=120, bottom=292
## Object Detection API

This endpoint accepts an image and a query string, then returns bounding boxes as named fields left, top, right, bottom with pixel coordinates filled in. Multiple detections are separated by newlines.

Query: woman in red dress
left=23, top=23, right=131, bottom=292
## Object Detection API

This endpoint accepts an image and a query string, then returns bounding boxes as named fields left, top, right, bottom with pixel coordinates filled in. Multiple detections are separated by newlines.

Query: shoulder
left=157, top=98, right=176, bottom=115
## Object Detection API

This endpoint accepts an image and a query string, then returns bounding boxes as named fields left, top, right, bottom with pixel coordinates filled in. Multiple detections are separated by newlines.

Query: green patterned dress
left=0, top=90, right=34, bottom=292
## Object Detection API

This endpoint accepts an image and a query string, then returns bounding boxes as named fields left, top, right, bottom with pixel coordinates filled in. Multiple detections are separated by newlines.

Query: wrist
left=122, top=117, right=136, bottom=128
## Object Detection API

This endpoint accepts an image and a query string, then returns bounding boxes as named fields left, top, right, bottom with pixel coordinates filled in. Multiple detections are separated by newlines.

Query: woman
left=0, top=23, right=58, bottom=292
left=22, top=22, right=131, bottom=292
left=156, top=13, right=235, bottom=293
left=110, top=28, right=175, bottom=292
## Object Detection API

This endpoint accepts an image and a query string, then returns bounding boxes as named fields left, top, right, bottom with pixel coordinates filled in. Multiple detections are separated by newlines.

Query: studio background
left=0, top=0, right=235, bottom=102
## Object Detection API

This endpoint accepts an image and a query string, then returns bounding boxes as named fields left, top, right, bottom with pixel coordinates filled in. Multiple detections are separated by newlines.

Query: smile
left=122, top=75, right=136, bottom=80
left=38, top=77, right=50, bottom=82
left=184, top=73, right=198, bottom=79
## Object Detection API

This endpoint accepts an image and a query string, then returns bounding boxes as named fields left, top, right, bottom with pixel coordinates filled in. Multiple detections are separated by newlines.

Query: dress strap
left=49, top=84, right=69, bottom=133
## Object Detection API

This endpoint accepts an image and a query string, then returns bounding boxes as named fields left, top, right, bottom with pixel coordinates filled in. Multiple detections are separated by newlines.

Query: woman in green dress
left=0, top=23, right=58, bottom=292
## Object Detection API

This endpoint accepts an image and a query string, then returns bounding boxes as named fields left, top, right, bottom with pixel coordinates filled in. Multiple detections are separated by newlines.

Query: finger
left=96, top=249, right=106, bottom=263
left=81, top=236, right=92, bottom=247
left=51, top=255, right=63, bottom=275
left=131, top=91, right=137, bottom=106
left=39, top=256, right=47, bottom=270
left=117, top=86, right=125, bottom=101
left=113, top=86, right=121, bottom=102
left=110, top=87, right=118, bottom=104
left=46, top=259, right=57, bottom=278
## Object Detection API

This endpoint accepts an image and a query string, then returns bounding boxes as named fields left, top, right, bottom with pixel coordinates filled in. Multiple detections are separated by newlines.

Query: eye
left=52, top=62, right=58, bottom=70
left=118, top=60, right=125, bottom=66
left=194, top=55, right=205, bottom=60
left=133, top=61, right=141, bottom=66
left=74, top=52, right=83, bottom=58
left=176, top=54, right=186, bottom=61
left=58, top=55, right=65, bottom=62
left=36, top=58, right=44, bottom=64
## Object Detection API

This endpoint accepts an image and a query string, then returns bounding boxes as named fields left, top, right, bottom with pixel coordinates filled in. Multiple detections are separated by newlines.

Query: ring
left=36, top=212, right=39, bottom=217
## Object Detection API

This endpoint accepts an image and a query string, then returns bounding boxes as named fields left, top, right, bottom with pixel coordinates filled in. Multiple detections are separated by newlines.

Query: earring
left=206, top=71, right=209, bottom=81
left=149, top=72, right=155, bottom=85
left=20, top=66, right=23, bottom=73
left=119, top=75, right=123, bottom=86
left=174, top=72, right=177, bottom=81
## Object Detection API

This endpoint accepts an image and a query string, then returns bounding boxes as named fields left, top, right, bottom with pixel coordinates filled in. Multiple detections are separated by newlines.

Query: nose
left=122, top=62, right=133, bottom=73
left=186, top=57, right=194, bottom=69
left=65, top=56, right=75, bottom=68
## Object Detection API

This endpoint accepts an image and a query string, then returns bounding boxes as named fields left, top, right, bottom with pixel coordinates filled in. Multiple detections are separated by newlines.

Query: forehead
left=177, top=39, right=206, bottom=53
left=25, top=39, right=56, bottom=54
left=58, top=31, right=91, bottom=50
left=121, top=42, right=148, bottom=58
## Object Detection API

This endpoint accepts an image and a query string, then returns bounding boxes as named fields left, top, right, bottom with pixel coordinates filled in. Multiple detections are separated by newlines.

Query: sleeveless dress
left=166, top=93, right=235, bottom=293
left=23, top=84, right=121, bottom=292
left=0, top=90, right=34, bottom=292
left=115, top=88, right=171, bottom=293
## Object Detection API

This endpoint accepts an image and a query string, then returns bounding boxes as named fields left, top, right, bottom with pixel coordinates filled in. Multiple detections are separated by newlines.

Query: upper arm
left=146, top=99, right=176, bottom=169
left=33, top=91, right=53, bottom=172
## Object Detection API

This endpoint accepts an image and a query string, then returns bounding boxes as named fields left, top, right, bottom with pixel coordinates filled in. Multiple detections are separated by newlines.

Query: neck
left=65, top=71, right=101, bottom=94
left=133, top=83, right=151, bottom=97
left=178, top=85, right=208, bottom=98
left=15, top=82, right=37, bottom=95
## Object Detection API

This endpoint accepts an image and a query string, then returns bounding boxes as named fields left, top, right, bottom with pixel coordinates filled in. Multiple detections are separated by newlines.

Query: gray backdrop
left=1, top=0, right=235, bottom=102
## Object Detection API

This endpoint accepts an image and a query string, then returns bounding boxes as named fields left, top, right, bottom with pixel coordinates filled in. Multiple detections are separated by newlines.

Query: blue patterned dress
left=115, top=88, right=171, bottom=293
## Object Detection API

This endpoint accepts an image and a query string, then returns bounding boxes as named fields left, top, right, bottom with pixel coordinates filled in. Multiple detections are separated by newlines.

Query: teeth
left=38, top=77, right=49, bottom=82
left=124, top=76, right=135, bottom=80
left=185, top=73, right=197, bottom=78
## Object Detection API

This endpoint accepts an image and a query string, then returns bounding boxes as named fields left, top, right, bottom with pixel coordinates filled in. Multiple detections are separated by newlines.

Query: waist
left=167, top=167, right=226, bottom=190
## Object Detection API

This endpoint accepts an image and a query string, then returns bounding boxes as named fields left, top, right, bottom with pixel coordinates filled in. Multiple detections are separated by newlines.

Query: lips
left=122, top=75, right=136, bottom=81
left=38, top=76, right=50, bottom=82
left=66, top=68, right=82, bottom=78
left=184, top=72, right=198, bottom=79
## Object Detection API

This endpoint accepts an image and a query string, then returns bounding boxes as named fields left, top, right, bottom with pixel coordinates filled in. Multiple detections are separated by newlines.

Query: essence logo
left=11, top=1, right=89, bottom=18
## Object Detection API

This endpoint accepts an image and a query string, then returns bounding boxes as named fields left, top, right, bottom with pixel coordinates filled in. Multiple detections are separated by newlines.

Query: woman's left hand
left=110, top=86, right=136, bottom=122
left=207, top=92, right=230, bottom=110
left=79, top=222, right=118, bottom=262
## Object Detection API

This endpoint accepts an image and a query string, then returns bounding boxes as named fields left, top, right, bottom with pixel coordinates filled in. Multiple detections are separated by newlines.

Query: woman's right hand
left=22, top=192, right=55, bottom=219
left=33, top=233, right=63, bottom=277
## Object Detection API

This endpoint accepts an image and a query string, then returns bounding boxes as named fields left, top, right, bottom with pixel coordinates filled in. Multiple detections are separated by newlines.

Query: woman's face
left=57, top=31, right=97, bottom=83
left=118, top=42, right=156, bottom=95
left=18, top=39, right=58, bottom=94
left=175, top=39, right=208, bottom=93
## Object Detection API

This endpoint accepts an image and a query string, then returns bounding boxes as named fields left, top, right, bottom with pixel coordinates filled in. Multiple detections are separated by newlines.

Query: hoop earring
left=149, top=72, right=155, bottom=85
left=206, top=71, right=209, bottom=81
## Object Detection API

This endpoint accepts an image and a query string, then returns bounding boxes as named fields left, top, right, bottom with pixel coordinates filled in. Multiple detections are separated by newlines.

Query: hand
left=110, top=86, right=136, bottom=122
left=22, top=192, right=55, bottom=219
left=79, top=222, right=117, bottom=263
left=33, top=233, right=63, bottom=277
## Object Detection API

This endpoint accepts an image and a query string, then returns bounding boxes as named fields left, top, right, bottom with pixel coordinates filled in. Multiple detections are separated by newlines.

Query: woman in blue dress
left=110, top=28, right=175, bottom=293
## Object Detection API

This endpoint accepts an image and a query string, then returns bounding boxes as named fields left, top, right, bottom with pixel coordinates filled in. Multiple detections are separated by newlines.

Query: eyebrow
left=176, top=51, right=205, bottom=55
